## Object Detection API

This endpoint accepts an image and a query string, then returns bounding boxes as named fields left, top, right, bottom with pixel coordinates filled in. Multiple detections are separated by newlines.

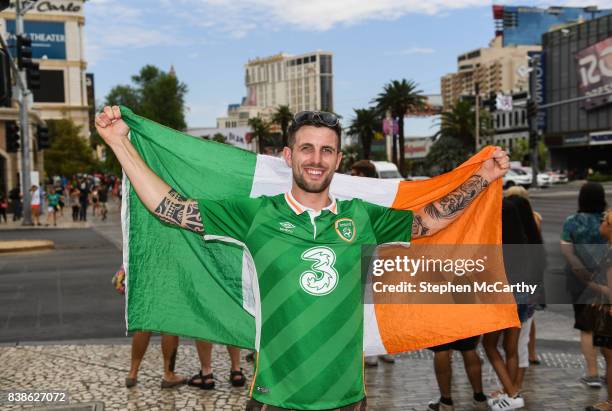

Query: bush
left=587, top=172, right=612, bottom=182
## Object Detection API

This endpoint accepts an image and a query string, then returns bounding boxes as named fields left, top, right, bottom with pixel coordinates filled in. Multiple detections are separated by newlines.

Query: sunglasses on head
left=293, top=111, right=339, bottom=128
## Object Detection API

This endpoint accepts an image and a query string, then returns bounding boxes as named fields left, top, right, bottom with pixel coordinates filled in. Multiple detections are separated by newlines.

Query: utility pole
left=15, top=0, right=35, bottom=225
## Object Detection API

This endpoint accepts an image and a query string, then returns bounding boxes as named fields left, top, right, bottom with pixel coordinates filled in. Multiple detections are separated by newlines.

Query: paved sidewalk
left=0, top=339, right=609, bottom=411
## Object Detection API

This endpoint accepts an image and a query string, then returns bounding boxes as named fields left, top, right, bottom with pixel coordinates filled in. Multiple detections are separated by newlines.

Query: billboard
left=6, top=20, right=66, bottom=60
left=528, top=51, right=546, bottom=131
left=575, top=37, right=612, bottom=110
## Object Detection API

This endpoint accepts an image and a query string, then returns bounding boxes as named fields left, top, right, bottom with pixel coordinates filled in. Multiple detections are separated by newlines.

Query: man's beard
left=293, top=164, right=334, bottom=194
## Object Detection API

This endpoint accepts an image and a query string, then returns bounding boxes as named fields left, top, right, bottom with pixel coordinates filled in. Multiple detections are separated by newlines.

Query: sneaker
left=427, top=399, right=454, bottom=411
left=581, top=375, right=603, bottom=388
left=490, top=394, right=524, bottom=411
left=364, top=356, right=378, bottom=367
left=473, top=398, right=488, bottom=410
left=487, top=391, right=504, bottom=406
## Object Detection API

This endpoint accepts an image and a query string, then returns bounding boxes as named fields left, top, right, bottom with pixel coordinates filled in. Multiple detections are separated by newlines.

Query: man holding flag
left=96, top=105, right=510, bottom=410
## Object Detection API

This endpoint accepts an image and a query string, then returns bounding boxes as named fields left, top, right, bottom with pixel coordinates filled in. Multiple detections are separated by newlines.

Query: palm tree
left=271, top=105, right=293, bottom=147
left=373, top=79, right=425, bottom=176
left=248, top=116, right=271, bottom=154
left=436, top=100, right=492, bottom=151
left=348, top=108, right=380, bottom=160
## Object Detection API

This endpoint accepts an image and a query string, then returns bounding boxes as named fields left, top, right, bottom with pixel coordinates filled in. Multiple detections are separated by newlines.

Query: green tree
left=99, top=65, right=188, bottom=176
left=132, top=65, right=188, bottom=130
left=44, top=119, right=99, bottom=177
left=510, top=138, right=529, bottom=162
left=373, top=79, right=425, bottom=176
left=348, top=107, right=380, bottom=160
left=248, top=116, right=271, bottom=154
left=425, top=136, right=469, bottom=174
left=272, top=105, right=293, bottom=147
left=437, top=100, right=492, bottom=151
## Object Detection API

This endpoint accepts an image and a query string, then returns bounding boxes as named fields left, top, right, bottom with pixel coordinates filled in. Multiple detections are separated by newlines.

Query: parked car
left=516, top=167, right=552, bottom=187
left=503, top=169, right=532, bottom=189
left=371, top=161, right=403, bottom=180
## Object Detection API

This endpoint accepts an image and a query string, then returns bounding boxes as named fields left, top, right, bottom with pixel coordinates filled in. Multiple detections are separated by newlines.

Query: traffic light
left=26, top=62, right=40, bottom=90
left=528, top=130, right=538, bottom=149
left=16, top=35, right=33, bottom=70
left=5, top=121, right=20, bottom=153
left=526, top=100, right=537, bottom=119
left=37, top=124, right=50, bottom=149
left=0, top=48, right=11, bottom=107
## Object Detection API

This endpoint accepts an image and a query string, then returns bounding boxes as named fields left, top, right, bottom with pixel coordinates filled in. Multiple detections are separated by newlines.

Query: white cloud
left=390, top=47, right=436, bottom=55
left=85, top=0, right=184, bottom=66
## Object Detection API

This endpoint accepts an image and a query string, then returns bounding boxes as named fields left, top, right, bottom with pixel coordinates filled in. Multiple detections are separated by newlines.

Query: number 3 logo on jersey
left=299, top=246, right=338, bottom=296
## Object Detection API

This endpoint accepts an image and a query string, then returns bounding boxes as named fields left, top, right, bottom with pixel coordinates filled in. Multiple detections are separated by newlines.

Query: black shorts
left=594, top=334, right=612, bottom=349
left=245, top=398, right=366, bottom=411
left=573, top=304, right=595, bottom=332
left=428, top=336, right=480, bottom=353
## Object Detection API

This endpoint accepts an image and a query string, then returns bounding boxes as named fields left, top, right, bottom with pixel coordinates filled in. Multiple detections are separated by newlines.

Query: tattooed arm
left=154, top=189, right=203, bottom=233
left=94, top=106, right=203, bottom=233
left=411, top=147, right=509, bottom=239
left=411, top=173, right=490, bottom=239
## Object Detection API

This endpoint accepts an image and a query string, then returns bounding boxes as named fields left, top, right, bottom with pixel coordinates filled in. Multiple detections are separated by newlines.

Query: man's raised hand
left=95, top=105, right=129, bottom=147
left=478, top=146, right=510, bottom=183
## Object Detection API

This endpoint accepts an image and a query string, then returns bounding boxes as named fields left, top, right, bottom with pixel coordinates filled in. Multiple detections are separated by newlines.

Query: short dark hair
left=287, top=120, right=342, bottom=151
left=578, top=182, right=607, bottom=213
left=351, top=160, right=377, bottom=178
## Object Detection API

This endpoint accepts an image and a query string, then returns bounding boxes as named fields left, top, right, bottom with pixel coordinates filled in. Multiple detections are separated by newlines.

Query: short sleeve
left=361, top=200, right=413, bottom=245
left=197, top=197, right=263, bottom=243
left=561, top=215, right=575, bottom=243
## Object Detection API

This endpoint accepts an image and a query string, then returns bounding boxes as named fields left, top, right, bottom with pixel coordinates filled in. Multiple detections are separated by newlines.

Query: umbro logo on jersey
left=279, top=221, right=296, bottom=233
left=256, top=386, right=270, bottom=393
left=334, top=218, right=356, bottom=242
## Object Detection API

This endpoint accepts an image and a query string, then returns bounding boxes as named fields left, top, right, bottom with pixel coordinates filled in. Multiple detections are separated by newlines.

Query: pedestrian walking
left=561, top=182, right=608, bottom=388
left=9, top=186, right=21, bottom=221
left=482, top=198, right=526, bottom=411
left=585, top=209, right=612, bottom=411
left=44, top=185, right=61, bottom=227
left=69, top=186, right=80, bottom=222
left=0, top=192, right=8, bottom=223
left=79, top=181, right=90, bottom=221
left=30, top=185, right=42, bottom=226
left=98, top=182, right=108, bottom=221
left=504, top=194, right=546, bottom=391
left=91, top=185, right=99, bottom=216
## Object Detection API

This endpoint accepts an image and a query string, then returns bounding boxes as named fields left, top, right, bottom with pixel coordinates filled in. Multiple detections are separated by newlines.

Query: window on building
left=521, top=110, right=526, bottom=125
left=502, top=113, right=506, bottom=127
left=514, top=111, right=518, bottom=126
left=496, top=114, right=500, bottom=128
left=509, top=112, right=513, bottom=126
left=33, top=70, right=65, bottom=103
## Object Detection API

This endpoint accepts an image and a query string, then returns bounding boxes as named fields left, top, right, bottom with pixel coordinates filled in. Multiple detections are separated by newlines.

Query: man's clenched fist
left=95, top=105, right=130, bottom=147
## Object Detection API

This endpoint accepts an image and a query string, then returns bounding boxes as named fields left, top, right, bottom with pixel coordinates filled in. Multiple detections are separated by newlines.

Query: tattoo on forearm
left=424, top=175, right=489, bottom=221
left=154, top=189, right=203, bottom=233
left=412, top=214, right=430, bottom=237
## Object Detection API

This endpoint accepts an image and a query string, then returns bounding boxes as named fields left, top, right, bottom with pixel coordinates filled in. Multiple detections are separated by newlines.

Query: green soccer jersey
left=198, top=192, right=413, bottom=410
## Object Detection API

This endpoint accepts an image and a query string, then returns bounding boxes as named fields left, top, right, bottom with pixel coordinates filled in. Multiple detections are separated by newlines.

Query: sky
left=84, top=0, right=612, bottom=128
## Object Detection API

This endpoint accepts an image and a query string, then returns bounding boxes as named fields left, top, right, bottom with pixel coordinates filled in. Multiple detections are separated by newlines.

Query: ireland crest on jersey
left=334, top=218, right=356, bottom=242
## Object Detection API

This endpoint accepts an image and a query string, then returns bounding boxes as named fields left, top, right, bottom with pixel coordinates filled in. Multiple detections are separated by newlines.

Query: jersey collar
left=284, top=191, right=338, bottom=215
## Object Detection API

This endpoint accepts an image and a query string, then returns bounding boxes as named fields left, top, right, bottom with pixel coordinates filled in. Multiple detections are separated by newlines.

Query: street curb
left=0, top=240, right=55, bottom=253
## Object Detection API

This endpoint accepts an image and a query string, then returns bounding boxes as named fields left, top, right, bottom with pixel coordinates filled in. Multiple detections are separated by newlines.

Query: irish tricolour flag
left=120, top=106, right=518, bottom=355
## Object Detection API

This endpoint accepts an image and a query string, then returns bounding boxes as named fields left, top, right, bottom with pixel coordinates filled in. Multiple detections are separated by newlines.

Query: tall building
left=493, top=5, right=612, bottom=46
left=0, top=0, right=90, bottom=193
left=441, top=36, right=540, bottom=110
left=540, top=13, right=612, bottom=177
left=217, top=51, right=333, bottom=128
